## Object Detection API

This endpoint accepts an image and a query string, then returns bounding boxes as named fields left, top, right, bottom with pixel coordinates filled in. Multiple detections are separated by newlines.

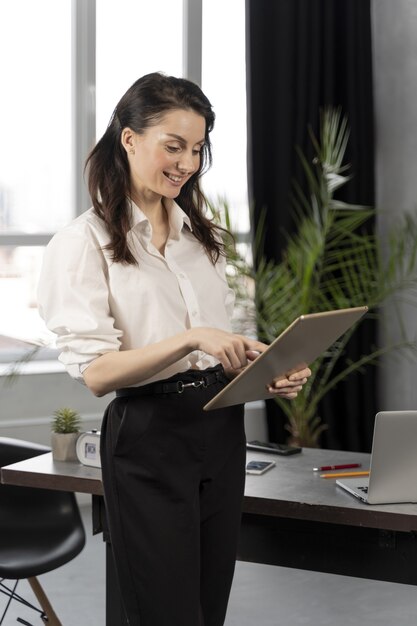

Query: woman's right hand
left=187, top=327, right=268, bottom=370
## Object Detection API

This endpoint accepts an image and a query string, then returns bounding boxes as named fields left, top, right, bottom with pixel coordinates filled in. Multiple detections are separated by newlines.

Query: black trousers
left=100, top=367, right=246, bottom=626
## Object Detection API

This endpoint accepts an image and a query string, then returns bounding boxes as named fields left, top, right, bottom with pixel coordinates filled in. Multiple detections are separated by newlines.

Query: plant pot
left=51, top=432, right=80, bottom=461
left=287, top=434, right=319, bottom=449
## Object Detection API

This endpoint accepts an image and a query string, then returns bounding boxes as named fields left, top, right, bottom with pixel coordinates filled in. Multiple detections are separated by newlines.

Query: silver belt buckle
left=176, top=380, right=206, bottom=393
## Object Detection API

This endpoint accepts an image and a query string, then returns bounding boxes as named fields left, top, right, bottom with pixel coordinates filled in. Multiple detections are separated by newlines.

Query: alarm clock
left=76, top=430, right=101, bottom=468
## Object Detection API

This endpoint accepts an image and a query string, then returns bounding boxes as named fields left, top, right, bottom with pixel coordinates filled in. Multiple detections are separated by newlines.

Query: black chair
left=0, top=437, right=86, bottom=625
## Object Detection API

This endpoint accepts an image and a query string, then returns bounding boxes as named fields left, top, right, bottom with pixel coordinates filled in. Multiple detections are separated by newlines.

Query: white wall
left=0, top=365, right=109, bottom=445
left=372, top=0, right=417, bottom=410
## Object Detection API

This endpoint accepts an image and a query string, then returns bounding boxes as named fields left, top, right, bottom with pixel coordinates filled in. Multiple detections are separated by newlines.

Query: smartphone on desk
left=246, top=440, right=302, bottom=456
left=246, top=460, right=276, bottom=475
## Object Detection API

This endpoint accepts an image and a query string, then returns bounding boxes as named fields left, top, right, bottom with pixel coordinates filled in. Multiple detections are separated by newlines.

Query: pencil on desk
left=320, top=470, right=370, bottom=479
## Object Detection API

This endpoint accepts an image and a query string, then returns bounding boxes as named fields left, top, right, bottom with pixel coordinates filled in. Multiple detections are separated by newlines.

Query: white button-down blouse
left=37, top=200, right=235, bottom=385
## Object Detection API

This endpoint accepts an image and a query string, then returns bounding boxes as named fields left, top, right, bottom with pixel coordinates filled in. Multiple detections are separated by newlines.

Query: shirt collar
left=129, top=198, right=192, bottom=236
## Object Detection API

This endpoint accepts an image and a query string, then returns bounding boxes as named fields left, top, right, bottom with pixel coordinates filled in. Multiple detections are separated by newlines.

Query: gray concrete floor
left=2, top=504, right=417, bottom=625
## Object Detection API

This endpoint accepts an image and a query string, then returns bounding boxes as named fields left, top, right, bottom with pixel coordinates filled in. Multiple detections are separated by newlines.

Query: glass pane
left=0, top=0, right=72, bottom=234
left=0, top=246, right=53, bottom=350
left=96, top=0, right=183, bottom=137
left=202, top=0, right=249, bottom=233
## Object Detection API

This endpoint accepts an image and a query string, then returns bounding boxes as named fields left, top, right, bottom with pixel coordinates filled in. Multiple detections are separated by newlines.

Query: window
left=0, top=246, right=46, bottom=341
left=0, top=0, right=72, bottom=355
left=201, top=0, right=249, bottom=234
left=0, top=1, right=72, bottom=234
left=96, top=0, right=183, bottom=138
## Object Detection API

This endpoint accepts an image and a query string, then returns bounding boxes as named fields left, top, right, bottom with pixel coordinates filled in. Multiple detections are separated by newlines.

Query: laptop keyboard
left=358, top=486, right=368, bottom=494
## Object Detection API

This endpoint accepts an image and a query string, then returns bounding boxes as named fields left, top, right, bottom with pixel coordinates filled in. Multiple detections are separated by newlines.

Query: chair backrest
left=0, top=436, right=50, bottom=466
left=0, top=436, right=86, bottom=579
left=0, top=437, right=57, bottom=524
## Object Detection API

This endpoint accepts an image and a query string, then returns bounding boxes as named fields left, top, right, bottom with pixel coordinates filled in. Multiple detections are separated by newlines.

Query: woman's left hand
left=265, top=367, right=311, bottom=400
left=245, top=350, right=311, bottom=400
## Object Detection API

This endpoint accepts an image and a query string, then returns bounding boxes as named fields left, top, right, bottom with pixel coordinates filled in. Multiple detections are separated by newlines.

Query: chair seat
left=0, top=525, right=85, bottom=579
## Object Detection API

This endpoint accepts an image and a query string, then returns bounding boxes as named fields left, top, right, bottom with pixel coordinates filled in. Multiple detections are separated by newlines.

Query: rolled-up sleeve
left=37, top=230, right=122, bottom=382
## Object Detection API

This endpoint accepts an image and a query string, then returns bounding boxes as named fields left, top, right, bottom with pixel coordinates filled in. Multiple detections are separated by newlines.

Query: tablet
left=203, top=306, right=368, bottom=411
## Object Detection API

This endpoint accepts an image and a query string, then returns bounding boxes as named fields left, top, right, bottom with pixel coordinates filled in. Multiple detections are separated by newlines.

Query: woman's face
left=122, top=108, right=206, bottom=202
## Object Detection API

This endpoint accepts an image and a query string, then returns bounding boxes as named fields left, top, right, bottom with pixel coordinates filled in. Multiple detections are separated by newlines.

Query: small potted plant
left=51, top=407, right=82, bottom=461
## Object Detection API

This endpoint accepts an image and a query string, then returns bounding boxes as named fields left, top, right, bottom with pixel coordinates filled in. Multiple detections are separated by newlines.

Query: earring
left=129, top=149, right=135, bottom=155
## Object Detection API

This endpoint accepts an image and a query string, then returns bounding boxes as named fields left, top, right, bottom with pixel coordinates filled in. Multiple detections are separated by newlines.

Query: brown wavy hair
left=85, top=72, right=230, bottom=265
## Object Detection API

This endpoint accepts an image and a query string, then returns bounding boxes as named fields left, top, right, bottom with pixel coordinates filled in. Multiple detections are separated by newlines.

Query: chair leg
left=27, top=577, right=62, bottom=626
left=0, top=579, right=19, bottom=625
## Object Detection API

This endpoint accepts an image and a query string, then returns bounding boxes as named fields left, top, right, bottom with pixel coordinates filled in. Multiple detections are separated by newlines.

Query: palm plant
left=212, top=108, right=417, bottom=446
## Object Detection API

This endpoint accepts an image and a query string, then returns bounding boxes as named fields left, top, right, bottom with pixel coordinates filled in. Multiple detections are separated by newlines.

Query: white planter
left=51, top=432, right=80, bottom=461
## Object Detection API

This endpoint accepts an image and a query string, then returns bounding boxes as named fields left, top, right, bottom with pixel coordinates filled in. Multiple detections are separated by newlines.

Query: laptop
left=336, top=411, right=417, bottom=504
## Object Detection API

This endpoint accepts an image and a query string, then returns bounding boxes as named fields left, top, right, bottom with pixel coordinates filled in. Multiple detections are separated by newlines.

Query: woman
left=38, top=72, right=310, bottom=626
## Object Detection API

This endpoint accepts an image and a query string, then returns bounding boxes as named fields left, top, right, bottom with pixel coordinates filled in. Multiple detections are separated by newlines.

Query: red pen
left=313, top=463, right=361, bottom=471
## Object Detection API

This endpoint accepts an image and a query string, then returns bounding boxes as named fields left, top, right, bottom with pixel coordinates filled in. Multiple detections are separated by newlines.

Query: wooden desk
left=3, top=447, right=417, bottom=624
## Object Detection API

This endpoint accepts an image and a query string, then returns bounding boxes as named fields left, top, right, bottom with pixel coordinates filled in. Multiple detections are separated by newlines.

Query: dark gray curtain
left=246, top=0, right=377, bottom=451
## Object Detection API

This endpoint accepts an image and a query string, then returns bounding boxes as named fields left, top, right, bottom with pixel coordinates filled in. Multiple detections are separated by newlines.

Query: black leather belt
left=116, top=369, right=225, bottom=398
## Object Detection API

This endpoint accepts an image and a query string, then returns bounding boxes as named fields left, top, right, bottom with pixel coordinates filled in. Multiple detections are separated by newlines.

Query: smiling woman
left=37, top=71, right=310, bottom=625
left=37, top=72, right=256, bottom=626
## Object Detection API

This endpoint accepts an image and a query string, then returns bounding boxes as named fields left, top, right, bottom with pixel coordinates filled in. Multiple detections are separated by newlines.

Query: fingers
left=230, top=336, right=267, bottom=368
left=244, top=338, right=269, bottom=353
left=267, top=380, right=304, bottom=399
left=269, top=375, right=307, bottom=390
left=206, top=332, right=270, bottom=369
left=213, top=334, right=250, bottom=370
left=271, top=390, right=302, bottom=399
left=267, top=367, right=311, bottom=399
left=223, top=343, right=247, bottom=370
left=288, top=367, right=312, bottom=381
